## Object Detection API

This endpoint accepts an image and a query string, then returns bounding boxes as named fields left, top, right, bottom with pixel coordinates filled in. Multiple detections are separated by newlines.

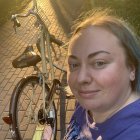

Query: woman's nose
left=77, top=66, right=92, bottom=84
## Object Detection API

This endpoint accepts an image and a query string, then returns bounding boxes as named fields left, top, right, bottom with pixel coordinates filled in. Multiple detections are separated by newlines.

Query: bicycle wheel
left=9, top=75, right=57, bottom=140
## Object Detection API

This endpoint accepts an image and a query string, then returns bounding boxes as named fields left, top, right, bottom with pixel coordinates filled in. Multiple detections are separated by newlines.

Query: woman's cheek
left=67, top=72, right=77, bottom=93
left=67, top=72, right=74, bottom=87
left=96, top=68, right=120, bottom=88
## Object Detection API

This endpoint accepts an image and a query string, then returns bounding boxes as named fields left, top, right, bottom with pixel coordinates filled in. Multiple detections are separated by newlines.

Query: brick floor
left=0, top=0, right=75, bottom=139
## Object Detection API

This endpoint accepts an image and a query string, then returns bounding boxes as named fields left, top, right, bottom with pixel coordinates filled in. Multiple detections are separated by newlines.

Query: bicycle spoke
left=11, top=76, right=57, bottom=139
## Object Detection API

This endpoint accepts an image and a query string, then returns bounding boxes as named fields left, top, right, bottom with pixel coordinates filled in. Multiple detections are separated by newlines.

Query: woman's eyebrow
left=68, top=51, right=110, bottom=60
left=88, top=51, right=111, bottom=59
left=68, top=55, right=78, bottom=60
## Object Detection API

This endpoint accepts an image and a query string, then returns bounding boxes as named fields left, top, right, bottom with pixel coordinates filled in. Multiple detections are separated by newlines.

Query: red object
left=2, top=116, right=12, bottom=125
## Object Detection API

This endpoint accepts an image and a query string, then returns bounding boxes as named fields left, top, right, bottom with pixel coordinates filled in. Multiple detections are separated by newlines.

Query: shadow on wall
left=51, top=0, right=140, bottom=37
left=50, top=0, right=87, bottom=36
left=0, top=0, right=31, bottom=26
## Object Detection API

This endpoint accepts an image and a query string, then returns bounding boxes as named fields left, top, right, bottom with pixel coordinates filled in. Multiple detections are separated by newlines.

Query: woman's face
left=67, top=26, right=135, bottom=113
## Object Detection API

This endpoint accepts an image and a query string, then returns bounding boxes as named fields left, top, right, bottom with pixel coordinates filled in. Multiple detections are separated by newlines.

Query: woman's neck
left=89, top=93, right=139, bottom=123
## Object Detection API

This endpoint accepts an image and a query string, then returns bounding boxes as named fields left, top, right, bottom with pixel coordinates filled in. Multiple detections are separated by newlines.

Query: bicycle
left=2, top=0, right=74, bottom=139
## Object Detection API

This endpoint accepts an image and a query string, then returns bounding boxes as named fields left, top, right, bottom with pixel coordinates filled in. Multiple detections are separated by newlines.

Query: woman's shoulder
left=115, top=121, right=140, bottom=140
left=73, top=102, right=86, bottom=116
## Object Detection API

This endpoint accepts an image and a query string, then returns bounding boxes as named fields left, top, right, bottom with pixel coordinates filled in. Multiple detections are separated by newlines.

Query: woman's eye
left=68, top=63, right=79, bottom=71
left=94, top=61, right=107, bottom=69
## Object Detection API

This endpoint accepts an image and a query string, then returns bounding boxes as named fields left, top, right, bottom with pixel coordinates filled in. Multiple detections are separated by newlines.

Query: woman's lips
left=78, top=90, right=100, bottom=98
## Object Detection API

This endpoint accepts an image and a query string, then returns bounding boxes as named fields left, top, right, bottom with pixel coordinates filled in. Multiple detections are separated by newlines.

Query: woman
left=64, top=10, right=140, bottom=140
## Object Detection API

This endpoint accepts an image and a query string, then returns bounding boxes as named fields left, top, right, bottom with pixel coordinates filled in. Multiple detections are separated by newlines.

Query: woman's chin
left=79, top=100, right=101, bottom=111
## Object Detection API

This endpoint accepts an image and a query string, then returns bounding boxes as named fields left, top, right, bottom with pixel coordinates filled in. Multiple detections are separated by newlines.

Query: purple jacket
left=64, top=99, right=140, bottom=140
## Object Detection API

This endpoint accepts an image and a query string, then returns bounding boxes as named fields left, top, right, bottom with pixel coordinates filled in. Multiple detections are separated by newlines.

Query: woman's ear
left=129, top=65, right=135, bottom=81
left=130, top=71, right=135, bottom=81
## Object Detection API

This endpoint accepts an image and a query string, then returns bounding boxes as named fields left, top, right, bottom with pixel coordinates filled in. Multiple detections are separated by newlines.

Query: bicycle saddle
left=12, top=45, right=41, bottom=68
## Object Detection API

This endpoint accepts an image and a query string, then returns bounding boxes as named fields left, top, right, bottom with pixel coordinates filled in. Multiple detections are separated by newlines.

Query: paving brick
left=2, top=69, right=10, bottom=77
left=13, top=68, right=21, bottom=75
left=0, top=0, right=75, bottom=139
left=1, top=95, right=11, bottom=106
left=65, top=111, right=74, bottom=123
left=0, top=131, right=7, bottom=140
left=66, top=98, right=76, bottom=111
left=3, top=82, right=13, bottom=91
left=5, top=131, right=13, bottom=140
left=0, top=90, right=8, bottom=102
left=2, top=123, right=9, bottom=131
left=8, top=74, right=17, bottom=83
left=0, top=124, right=2, bottom=130
left=17, top=70, right=26, bottom=78
left=12, top=77, right=22, bottom=86
left=0, top=79, right=9, bottom=88
left=0, top=106, right=5, bottom=116
left=0, top=75, right=5, bottom=84
left=7, top=85, right=15, bottom=96
left=24, top=68, right=34, bottom=75
left=4, top=103, right=10, bottom=112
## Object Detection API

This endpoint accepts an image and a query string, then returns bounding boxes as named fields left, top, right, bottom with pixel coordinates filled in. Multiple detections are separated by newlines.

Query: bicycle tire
left=9, top=75, right=57, bottom=140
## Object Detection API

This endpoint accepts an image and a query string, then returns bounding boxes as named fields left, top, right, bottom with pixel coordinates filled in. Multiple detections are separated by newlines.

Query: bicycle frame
left=30, top=0, right=61, bottom=120
left=39, top=20, right=56, bottom=115
left=3, top=0, right=67, bottom=139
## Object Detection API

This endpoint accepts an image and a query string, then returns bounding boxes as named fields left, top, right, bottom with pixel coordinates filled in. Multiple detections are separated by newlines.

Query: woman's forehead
left=68, top=26, right=127, bottom=61
left=69, top=26, right=121, bottom=50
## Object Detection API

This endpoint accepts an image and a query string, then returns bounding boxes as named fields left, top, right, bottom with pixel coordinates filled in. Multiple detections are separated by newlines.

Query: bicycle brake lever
left=11, top=15, right=21, bottom=33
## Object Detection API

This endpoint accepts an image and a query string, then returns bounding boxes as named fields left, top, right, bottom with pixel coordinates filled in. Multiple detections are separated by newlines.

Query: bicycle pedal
left=63, top=86, right=74, bottom=99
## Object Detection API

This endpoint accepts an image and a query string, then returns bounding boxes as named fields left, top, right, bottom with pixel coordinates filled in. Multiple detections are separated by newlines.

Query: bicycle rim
left=10, top=76, right=57, bottom=140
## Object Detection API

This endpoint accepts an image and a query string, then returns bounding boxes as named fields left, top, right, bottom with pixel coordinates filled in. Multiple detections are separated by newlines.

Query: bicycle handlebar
left=11, top=0, right=37, bottom=33
left=11, top=15, right=21, bottom=27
